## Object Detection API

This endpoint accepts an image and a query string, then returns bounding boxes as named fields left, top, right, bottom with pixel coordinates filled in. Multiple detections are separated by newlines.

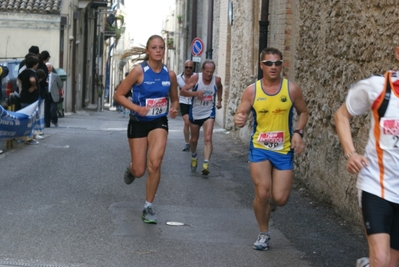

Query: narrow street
left=0, top=110, right=368, bottom=267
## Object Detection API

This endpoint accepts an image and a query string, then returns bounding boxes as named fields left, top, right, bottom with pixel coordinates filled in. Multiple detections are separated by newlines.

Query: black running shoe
left=142, top=206, right=157, bottom=224
left=124, top=167, right=135, bottom=185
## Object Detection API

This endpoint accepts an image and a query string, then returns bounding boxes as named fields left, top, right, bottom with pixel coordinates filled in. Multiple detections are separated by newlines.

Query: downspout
left=91, top=10, right=98, bottom=104
left=206, top=0, right=214, bottom=59
left=191, top=0, right=197, bottom=45
left=72, top=10, right=78, bottom=112
left=191, top=0, right=198, bottom=71
left=258, top=0, right=269, bottom=79
left=82, top=8, right=89, bottom=108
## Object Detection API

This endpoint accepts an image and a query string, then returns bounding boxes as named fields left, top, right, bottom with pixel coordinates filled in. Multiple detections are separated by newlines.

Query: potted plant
left=167, top=38, right=174, bottom=49
left=177, top=15, right=183, bottom=24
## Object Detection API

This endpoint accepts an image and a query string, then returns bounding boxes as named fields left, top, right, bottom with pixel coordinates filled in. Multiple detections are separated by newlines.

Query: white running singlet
left=346, top=72, right=399, bottom=204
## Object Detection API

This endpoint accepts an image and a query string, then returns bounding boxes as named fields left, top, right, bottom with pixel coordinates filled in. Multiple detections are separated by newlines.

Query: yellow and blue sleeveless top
left=250, top=78, right=294, bottom=154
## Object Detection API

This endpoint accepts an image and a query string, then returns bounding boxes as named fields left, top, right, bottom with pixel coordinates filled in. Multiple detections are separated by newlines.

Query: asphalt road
left=0, top=110, right=368, bottom=267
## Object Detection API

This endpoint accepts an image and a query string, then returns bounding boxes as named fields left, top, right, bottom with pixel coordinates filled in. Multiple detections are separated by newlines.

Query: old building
left=165, top=0, right=399, bottom=227
left=0, top=0, right=129, bottom=113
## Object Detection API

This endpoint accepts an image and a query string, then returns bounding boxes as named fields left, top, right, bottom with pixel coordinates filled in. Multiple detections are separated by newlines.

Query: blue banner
left=0, top=99, right=44, bottom=139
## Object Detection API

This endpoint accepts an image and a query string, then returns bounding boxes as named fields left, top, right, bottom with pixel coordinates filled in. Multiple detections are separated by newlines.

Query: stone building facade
left=170, top=0, right=398, bottom=226
left=227, top=0, right=399, bottom=226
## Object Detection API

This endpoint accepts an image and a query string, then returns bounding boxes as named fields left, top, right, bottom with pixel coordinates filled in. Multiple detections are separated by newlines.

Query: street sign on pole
left=191, top=37, right=204, bottom=56
left=192, top=56, right=201, bottom=63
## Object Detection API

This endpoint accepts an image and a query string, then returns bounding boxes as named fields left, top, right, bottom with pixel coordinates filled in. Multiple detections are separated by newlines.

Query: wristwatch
left=293, top=129, right=303, bottom=138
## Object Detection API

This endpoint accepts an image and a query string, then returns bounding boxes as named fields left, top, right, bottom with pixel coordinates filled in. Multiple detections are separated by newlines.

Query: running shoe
left=191, top=156, right=198, bottom=172
left=253, top=232, right=271, bottom=251
left=25, top=139, right=39, bottom=145
left=124, top=167, right=135, bottom=185
left=182, top=143, right=190, bottom=152
left=142, top=206, right=157, bottom=224
left=356, top=257, right=369, bottom=267
left=201, top=162, right=210, bottom=175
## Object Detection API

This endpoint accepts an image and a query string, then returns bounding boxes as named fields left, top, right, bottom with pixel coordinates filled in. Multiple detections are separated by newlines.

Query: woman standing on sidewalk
left=114, top=35, right=179, bottom=224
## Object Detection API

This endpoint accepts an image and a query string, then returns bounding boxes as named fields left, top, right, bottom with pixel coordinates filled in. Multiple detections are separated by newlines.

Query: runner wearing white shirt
left=334, top=45, right=399, bottom=267
left=180, top=60, right=223, bottom=175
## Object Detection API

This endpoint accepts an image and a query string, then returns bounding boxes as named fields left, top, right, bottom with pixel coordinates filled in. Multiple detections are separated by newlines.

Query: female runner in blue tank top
left=114, top=35, right=179, bottom=224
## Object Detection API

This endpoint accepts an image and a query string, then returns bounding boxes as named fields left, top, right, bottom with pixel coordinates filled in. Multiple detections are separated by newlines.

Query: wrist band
left=345, top=150, right=357, bottom=160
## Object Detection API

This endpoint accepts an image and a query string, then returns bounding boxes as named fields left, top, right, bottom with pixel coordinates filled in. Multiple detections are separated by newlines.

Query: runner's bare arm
left=180, top=74, right=200, bottom=97
left=168, top=70, right=179, bottom=118
left=290, top=82, right=308, bottom=131
left=216, top=76, right=223, bottom=109
left=114, top=65, right=148, bottom=116
left=234, top=84, right=255, bottom=128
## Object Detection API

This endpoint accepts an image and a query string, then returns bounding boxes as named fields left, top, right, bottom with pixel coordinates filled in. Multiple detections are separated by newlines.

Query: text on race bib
left=146, top=97, right=168, bottom=116
left=380, top=118, right=399, bottom=149
left=257, top=131, right=284, bottom=150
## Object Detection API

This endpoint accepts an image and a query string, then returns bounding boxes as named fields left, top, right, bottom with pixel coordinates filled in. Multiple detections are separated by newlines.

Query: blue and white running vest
left=130, top=61, right=171, bottom=121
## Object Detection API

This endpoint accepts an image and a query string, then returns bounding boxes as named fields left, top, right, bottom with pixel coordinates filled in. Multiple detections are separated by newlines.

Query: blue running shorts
left=248, top=147, right=293, bottom=170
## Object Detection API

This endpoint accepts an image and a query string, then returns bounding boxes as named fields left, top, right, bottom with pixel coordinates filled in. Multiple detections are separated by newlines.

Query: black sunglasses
left=185, top=66, right=193, bottom=69
left=261, top=60, right=283, bottom=67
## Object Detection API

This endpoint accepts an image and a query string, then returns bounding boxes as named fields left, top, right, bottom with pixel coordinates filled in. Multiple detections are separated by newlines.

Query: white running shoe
left=253, top=232, right=271, bottom=251
left=356, top=257, right=369, bottom=267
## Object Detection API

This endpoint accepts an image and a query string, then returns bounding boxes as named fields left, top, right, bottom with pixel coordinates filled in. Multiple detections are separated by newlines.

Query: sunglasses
left=185, top=66, right=193, bottom=69
left=261, top=60, right=283, bottom=67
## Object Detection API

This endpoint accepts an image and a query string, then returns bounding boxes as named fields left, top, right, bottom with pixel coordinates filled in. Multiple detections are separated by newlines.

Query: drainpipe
left=258, top=0, right=269, bottom=79
left=206, top=0, right=214, bottom=59
left=72, top=10, right=78, bottom=112
left=191, top=0, right=198, bottom=71
left=91, top=10, right=98, bottom=104
left=82, top=8, right=89, bottom=108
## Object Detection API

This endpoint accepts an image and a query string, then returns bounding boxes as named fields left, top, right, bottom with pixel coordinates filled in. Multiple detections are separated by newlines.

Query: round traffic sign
left=191, top=37, right=204, bottom=56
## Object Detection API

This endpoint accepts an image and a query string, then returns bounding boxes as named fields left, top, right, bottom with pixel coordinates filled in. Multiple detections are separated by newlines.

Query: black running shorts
left=127, top=116, right=168, bottom=139
left=361, top=191, right=399, bottom=250
left=179, top=103, right=191, bottom=116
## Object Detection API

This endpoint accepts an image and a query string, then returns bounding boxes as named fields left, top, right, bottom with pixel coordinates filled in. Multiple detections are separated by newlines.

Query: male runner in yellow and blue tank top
left=234, top=47, right=309, bottom=251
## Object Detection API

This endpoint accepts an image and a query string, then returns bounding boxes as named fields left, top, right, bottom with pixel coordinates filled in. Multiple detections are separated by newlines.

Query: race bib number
left=146, top=97, right=168, bottom=116
left=380, top=118, right=399, bottom=150
left=257, top=131, right=284, bottom=150
left=195, top=95, right=213, bottom=106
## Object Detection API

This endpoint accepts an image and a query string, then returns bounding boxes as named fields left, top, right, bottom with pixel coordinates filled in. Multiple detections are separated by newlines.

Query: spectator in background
left=18, top=56, right=40, bottom=144
left=19, top=46, right=40, bottom=71
left=46, top=62, right=62, bottom=127
left=0, top=65, right=9, bottom=103
left=36, top=69, right=46, bottom=82
left=38, top=51, right=51, bottom=127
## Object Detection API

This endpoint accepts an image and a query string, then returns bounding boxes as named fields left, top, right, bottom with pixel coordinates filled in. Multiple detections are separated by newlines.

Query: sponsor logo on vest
left=272, top=108, right=287, bottom=114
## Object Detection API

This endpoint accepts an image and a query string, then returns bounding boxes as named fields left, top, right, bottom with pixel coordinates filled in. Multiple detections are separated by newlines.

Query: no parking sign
left=191, top=37, right=204, bottom=56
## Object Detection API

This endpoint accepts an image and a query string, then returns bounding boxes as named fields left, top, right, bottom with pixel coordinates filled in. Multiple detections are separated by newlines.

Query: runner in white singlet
left=334, top=45, right=399, bottom=267
left=180, top=60, right=223, bottom=175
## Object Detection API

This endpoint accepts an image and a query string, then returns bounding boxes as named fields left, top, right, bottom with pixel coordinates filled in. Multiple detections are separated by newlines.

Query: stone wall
left=225, top=0, right=399, bottom=226
left=225, top=1, right=260, bottom=132
left=294, top=0, right=399, bottom=226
